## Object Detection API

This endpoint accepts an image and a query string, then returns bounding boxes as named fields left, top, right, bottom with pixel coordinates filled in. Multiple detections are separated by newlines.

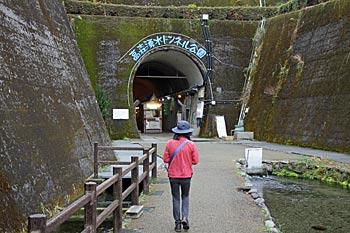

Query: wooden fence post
left=28, top=214, right=47, bottom=233
left=113, top=167, right=123, bottom=233
left=84, top=182, right=97, bottom=233
left=143, top=148, right=150, bottom=195
left=93, top=142, right=99, bottom=178
left=151, top=143, right=157, bottom=179
left=131, top=156, right=139, bottom=205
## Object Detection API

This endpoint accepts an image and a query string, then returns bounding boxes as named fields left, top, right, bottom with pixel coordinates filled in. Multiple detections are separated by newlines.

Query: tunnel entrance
left=132, top=49, right=205, bottom=135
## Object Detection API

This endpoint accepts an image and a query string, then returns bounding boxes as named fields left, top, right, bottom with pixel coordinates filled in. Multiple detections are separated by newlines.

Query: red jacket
left=163, top=137, right=199, bottom=178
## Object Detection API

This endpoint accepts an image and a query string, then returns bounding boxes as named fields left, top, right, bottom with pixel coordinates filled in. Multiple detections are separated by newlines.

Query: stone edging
left=236, top=159, right=280, bottom=233
left=263, top=160, right=350, bottom=188
left=236, top=157, right=350, bottom=232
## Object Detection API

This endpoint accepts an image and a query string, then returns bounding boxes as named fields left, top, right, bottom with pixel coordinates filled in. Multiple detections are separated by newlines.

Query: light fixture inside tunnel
left=144, top=94, right=162, bottom=109
left=144, top=101, right=162, bottom=110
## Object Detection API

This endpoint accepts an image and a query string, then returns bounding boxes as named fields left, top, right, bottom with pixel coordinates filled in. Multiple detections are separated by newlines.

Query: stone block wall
left=70, top=14, right=258, bottom=138
left=2, top=0, right=349, bottom=231
left=0, top=0, right=112, bottom=230
left=245, top=0, right=350, bottom=152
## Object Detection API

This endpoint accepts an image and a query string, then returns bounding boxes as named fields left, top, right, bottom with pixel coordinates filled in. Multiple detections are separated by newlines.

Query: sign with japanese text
left=127, top=33, right=207, bottom=62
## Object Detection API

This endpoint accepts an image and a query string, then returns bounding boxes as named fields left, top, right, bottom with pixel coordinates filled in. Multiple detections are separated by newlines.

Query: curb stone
left=236, top=161, right=280, bottom=233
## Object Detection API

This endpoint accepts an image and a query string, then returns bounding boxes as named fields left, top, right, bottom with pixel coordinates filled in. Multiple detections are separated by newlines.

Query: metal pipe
left=200, top=15, right=214, bottom=102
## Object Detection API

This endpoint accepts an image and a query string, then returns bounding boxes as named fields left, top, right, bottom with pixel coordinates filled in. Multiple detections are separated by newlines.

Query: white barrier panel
left=215, top=115, right=227, bottom=138
left=245, top=148, right=262, bottom=169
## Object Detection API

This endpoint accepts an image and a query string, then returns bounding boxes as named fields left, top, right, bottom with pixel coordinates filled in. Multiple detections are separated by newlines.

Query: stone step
left=125, top=205, right=144, bottom=219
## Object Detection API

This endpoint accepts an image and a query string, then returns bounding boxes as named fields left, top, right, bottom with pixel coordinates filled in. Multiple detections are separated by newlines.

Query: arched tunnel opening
left=132, top=49, right=205, bottom=134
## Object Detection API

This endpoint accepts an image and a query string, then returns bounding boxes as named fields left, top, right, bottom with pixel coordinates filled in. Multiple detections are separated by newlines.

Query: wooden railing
left=28, top=143, right=158, bottom=233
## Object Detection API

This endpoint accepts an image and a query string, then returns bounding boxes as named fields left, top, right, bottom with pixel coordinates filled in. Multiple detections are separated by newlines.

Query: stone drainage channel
left=237, top=159, right=350, bottom=233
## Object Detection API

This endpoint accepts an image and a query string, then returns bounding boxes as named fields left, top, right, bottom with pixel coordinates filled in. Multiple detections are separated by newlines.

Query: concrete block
left=234, top=131, right=254, bottom=140
left=246, top=167, right=265, bottom=176
left=245, top=148, right=264, bottom=175
left=126, top=205, right=144, bottom=219
left=245, top=148, right=262, bottom=167
left=222, top=136, right=234, bottom=141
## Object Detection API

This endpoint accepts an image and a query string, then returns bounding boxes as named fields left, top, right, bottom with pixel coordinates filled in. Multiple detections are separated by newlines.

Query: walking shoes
left=182, top=218, right=190, bottom=230
left=175, top=223, right=182, bottom=232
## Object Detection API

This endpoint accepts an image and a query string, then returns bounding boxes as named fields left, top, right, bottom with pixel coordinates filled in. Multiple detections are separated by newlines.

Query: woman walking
left=163, top=120, right=199, bottom=232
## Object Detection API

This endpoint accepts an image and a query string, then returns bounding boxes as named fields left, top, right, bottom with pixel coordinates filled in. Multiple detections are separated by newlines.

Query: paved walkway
left=120, top=134, right=350, bottom=233
left=232, top=140, right=350, bottom=163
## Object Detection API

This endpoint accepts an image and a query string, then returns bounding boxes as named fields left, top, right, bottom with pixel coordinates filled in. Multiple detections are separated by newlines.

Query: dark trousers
left=169, top=178, right=191, bottom=224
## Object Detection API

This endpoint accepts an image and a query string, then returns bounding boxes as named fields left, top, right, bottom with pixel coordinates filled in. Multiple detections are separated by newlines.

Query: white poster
left=113, top=109, right=129, bottom=119
left=215, top=115, right=227, bottom=138
left=196, top=101, right=204, bottom=118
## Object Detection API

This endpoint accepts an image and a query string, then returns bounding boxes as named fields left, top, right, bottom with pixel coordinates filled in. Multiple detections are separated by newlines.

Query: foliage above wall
left=65, top=0, right=333, bottom=19
left=73, top=0, right=280, bottom=7
left=72, top=0, right=331, bottom=7
left=65, top=0, right=277, bottom=20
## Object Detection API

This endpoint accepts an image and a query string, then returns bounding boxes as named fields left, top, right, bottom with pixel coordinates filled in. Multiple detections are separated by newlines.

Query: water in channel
left=251, top=176, right=350, bottom=233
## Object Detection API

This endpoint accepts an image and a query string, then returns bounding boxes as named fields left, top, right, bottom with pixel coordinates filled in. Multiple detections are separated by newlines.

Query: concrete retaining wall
left=70, top=15, right=258, bottom=138
left=1, top=0, right=349, bottom=230
left=245, top=0, right=350, bottom=152
left=0, top=0, right=112, bottom=230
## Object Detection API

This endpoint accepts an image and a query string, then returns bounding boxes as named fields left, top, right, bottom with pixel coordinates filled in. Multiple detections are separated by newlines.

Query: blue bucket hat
left=172, top=120, right=194, bottom=134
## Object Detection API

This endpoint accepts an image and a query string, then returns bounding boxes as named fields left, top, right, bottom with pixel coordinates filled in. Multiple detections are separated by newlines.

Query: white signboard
left=215, top=115, right=227, bottom=138
left=113, top=109, right=129, bottom=119
left=146, top=120, right=161, bottom=129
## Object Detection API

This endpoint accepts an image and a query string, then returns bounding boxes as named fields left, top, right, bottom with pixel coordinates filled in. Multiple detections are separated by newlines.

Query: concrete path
left=233, top=140, right=350, bottom=163
left=121, top=134, right=350, bottom=233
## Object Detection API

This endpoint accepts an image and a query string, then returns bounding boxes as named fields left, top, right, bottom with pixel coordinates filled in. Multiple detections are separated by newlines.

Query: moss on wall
left=70, top=14, right=258, bottom=138
left=0, top=0, right=113, bottom=230
left=69, top=0, right=342, bottom=141
left=266, top=157, right=350, bottom=189
left=0, top=171, right=23, bottom=232
left=245, top=0, right=350, bottom=152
